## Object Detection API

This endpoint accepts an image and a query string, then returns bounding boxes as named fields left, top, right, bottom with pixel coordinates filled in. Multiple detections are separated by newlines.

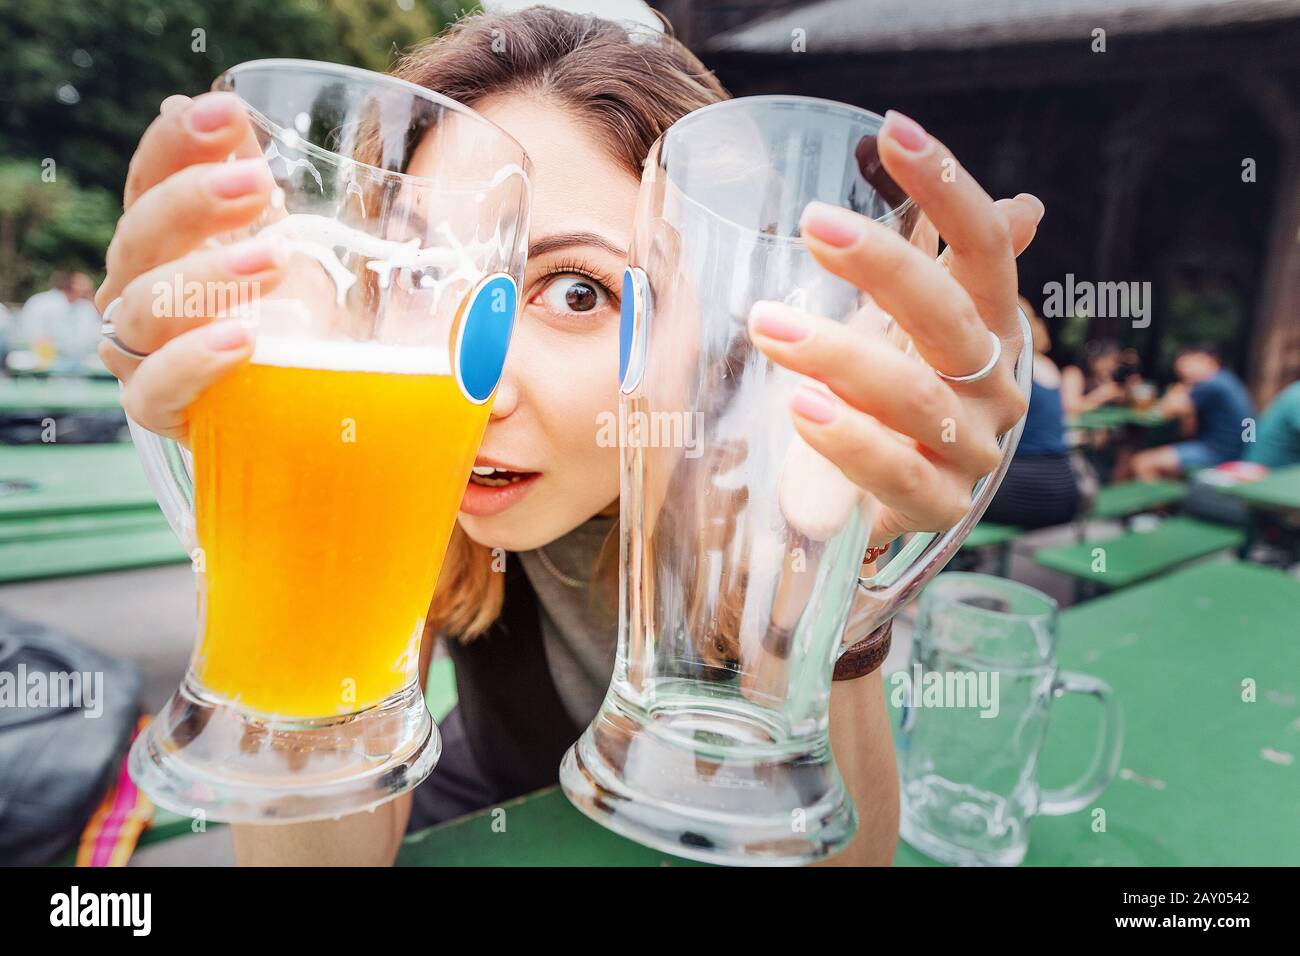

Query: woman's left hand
left=748, top=110, right=1041, bottom=547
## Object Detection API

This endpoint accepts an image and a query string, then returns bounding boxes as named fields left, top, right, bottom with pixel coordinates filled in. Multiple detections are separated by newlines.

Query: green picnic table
left=1087, top=480, right=1186, bottom=523
left=397, top=561, right=1299, bottom=867
left=0, top=376, right=123, bottom=412
left=1219, top=463, right=1300, bottom=564
left=1069, top=406, right=1167, bottom=431
left=895, top=559, right=1299, bottom=866
left=959, top=521, right=1020, bottom=576
left=1221, top=463, right=1300, bottom=515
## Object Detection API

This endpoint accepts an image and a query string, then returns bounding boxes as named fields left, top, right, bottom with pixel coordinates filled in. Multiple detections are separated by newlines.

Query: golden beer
left=188, top=338, right=489, bottom=718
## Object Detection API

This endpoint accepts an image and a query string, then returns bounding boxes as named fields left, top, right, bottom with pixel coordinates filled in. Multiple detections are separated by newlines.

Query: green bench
left=1034, top=516, right=1245, bottom=597
left=0, top=443, right=158, bottom=518
left=949, top=484, right=1190, bottom=578
left=0, top=376, right=123, bottom=413
left=1076, top=479, right=1188, bottom=542
left=0, top=516, right=187, bottom=583
left=0, top=444, right=193, bottom=581
left=958, top=521, right=1020, bottom=576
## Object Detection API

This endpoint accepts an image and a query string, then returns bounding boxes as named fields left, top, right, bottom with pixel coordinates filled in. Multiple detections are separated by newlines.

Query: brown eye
left=541, top=274, right=609, bottom=315
left=566, top=281, right=597, bottom=311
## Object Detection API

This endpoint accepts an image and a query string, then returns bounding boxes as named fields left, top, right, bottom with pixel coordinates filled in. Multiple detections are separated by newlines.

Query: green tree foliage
left=1161, top=287, right=1245, bottom=376
left=0, top=159, right=118, bottom=301
left=0, top=0, right=471, bottom=299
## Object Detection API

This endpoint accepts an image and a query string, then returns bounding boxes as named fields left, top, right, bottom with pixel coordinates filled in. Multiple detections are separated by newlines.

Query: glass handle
left=123, top=385, right=198, bottom=555
left=842, top=308, right=1035, bottom=647
left=1038, top=670, right=1124, bottom=816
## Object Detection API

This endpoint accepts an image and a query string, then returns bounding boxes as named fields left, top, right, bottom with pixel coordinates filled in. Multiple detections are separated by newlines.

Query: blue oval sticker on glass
left=618, top=267, right=635, bottom=388
left=619, top=266, right=650, bottom=394
left=455, top=273, right=517, bottom=404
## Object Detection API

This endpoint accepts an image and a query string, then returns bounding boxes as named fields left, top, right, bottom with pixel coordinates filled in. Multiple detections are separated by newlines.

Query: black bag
left=0, top=612, right=141, bottom=866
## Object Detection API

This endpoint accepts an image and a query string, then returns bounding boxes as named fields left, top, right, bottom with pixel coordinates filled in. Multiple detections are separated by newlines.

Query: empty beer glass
left=899, top=573, right=1123, bottom=866
left=560, top=96, right=1033, bottom=865
left=127, top=60, right=530, bottom=822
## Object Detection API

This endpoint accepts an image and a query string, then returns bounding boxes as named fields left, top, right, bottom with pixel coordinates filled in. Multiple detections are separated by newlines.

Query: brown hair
left=394, top=7, right=729, bottom=642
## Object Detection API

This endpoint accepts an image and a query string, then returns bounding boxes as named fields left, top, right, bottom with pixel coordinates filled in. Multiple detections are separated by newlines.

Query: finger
left=97, top=339, right=140, bottom=386
left=123, top=91, right=262, bottom=210
left=998, top=194, right=1044, bottom=257
left=910, top=209, right=939, bottom=259
left=874, top=111, right=1021, bottom=332
left=749, top=301, right=1001, bottom=473
left=937, top=195, right=1042, bottom=275
left=797, top=203, right=992, bottom=379
left=120, top=318, right=257, bottom=441
left=111, top=237, right=287, bottom=355
left=99, top=157, right=276, bottom=309
left=784, top=389, right=972, bottom=532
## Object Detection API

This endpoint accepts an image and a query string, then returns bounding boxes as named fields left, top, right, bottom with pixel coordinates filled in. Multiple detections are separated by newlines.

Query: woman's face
left=1090, top=351, right=1119, bottom=379
left=409, top=94, right=635, bottom=551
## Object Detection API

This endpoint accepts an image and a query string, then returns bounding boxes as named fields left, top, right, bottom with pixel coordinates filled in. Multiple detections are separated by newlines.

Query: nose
left=489, top=361, right=519, bottom=419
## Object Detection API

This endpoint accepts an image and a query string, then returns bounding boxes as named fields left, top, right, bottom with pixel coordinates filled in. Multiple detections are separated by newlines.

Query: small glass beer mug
left=126, top=60, right=530, bottom=822
left=560, top=96, right=1033, bottom=865
left=898, top=573, right=1123, bottom=866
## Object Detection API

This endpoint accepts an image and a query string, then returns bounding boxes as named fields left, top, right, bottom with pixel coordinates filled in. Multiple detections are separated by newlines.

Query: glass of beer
left=126, top=60, right=530, bottom=822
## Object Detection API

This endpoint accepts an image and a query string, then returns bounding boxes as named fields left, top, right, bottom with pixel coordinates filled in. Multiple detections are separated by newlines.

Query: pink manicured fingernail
left=187, top=94, right=237, bottom=133
left=750, top=301, right=808, bottom=342
left=225, top=239, right=282, bottom=274
left=800, top=201, right=866, bottom=248
left=204, top=318, right=255, bottom=351
left=882, top=111, right=929, bottom=154
left=1018, top=192, right=1046, bottom=221
left=790, top=387, right=837, bottom=424
left=206, top=160, right=268, bottom=199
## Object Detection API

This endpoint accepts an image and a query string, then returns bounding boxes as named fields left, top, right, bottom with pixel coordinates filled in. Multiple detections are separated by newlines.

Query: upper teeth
left=472, top=466, right=504, bottom=476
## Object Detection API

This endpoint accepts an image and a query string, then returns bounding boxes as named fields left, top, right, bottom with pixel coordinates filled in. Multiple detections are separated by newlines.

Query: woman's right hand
left=95, top=91, right=288, bottom=442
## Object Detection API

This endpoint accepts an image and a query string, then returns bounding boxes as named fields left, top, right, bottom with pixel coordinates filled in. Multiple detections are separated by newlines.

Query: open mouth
left=468, top=465, right=537, bottom=487
left=462, top=462, right=542, bottom=517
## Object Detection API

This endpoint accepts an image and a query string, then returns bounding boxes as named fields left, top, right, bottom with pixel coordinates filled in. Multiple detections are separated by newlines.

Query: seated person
left=1130, top=343, right=1255, bottom=480
left=19, top=271, right=101, bottom=372
left=984, top=302, right=1082, bottom=529
left=1060, top=338, right=1126, bottom=416
left=1246, top=380, right=1300, bottom=469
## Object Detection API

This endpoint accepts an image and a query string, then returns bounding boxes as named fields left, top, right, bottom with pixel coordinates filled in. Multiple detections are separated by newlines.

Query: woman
left=95, top=9, right=1038, bottom=865
left=983, top=300, right=1084, bottom=529
left=1060, top=338, right=1126, bottom=417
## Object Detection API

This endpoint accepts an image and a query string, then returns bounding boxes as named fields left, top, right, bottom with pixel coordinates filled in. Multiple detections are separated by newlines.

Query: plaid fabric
left=75, top=715, right=154, bottom=867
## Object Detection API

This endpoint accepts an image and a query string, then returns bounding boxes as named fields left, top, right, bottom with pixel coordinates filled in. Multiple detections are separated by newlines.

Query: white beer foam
left=251, top=335, right=451, bottom=375
left=258, top=206, right=523, bottom=306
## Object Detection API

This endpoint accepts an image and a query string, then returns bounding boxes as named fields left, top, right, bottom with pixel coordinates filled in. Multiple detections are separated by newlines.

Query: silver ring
left=100, top=297, right=151, bottom=359
left=935, top=327, right=1002, bottom=384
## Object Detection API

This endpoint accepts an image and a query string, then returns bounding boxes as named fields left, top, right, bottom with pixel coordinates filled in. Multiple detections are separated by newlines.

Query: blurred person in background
left=19, top=271, right=102, bottom=373
left=1129, top=343, right=1254, bottom=480
left=983, top=297, right=1083, bottom=528
left=1060, top=338, right=1127, bottom=416
left=1245, top=380, right=1300, bottom=469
